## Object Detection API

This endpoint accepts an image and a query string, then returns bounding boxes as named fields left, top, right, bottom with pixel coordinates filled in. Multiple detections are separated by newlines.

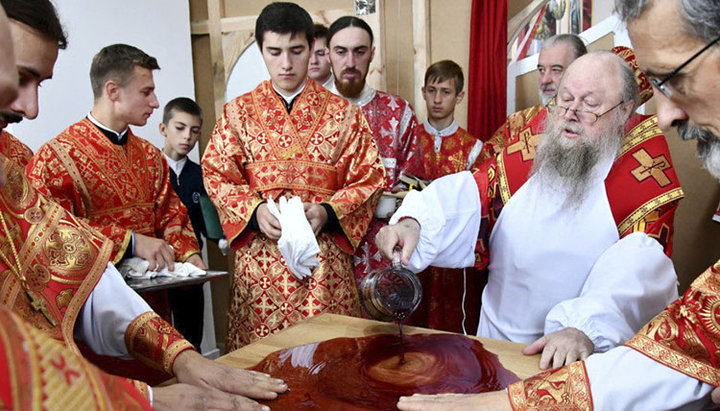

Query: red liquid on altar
left=250, top=333, right=520, bottom=410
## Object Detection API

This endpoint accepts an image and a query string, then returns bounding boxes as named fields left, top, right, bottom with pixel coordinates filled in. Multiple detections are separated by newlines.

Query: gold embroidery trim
left=618, top=115, right=661, bottom=158
left=626, top=333, right=720, bottom=386
left=496, top=152, right=512, bottom=204
left=617, top=187, right=684, bottom=235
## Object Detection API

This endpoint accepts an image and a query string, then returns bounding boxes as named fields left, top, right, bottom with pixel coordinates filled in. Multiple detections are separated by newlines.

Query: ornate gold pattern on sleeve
left=508, top=361, right=593, bottom=410
left=125, top=311, right=194, bottom=374
left=0, top=306, right=151, bottom=410
left=625, top=260, right=720, bottom=386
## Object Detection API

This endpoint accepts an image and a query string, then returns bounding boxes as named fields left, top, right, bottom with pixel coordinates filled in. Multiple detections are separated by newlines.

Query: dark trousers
left=168, top=285, right=205, bottom=349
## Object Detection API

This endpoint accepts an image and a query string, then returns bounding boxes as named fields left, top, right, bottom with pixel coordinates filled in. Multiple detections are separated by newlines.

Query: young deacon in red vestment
left=326, top=16, right=421, bottom=291
left=202, top=3, right=384, bottom=349
left=9, top=4, right=286, bottom=408
left=26, top=44, right=204, bottom=272
left=409, top=60, right=485, bottom=333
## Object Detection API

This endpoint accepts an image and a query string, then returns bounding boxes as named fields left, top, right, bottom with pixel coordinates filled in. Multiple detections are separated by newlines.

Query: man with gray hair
left=378, top=51, right=681, bottom=383
left=482, top=34, right=587, bottom=160
left=395, top=0, right=720, bottom=409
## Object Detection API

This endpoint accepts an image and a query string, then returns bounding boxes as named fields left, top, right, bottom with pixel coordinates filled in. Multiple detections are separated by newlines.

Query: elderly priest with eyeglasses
left=376, top=50, right=683, bottom=373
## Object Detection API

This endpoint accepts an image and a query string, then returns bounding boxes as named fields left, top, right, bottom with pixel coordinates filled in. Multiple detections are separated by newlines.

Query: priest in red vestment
left=409, top=60, right=485, bottom=333
left=202, top=3, right=384, bottom=349
left=326, top=16, right=421, bottom=291
left=482, top=34, right=588, bottom=162
left=395, top=1, right=720, bottom=409
left=381, top=51, right=682, bottom=383
left=2, top=2, right=287, bottom=408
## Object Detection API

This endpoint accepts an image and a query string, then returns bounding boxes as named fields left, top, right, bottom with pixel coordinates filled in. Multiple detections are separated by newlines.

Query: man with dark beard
left=394, top=0, right=720, bottom=408
left=326, top=16, right=421, bottom=293
left=377, top=51, right=682, bottom=374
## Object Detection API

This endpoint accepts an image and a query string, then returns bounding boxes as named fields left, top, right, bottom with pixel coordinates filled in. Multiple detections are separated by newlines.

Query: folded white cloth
left=267, top=196, right=320, bottom=280
left=118, top=257, right=206, bottom=279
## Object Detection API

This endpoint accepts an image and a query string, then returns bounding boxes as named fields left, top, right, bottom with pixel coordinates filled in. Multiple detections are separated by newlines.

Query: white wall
left=8, top=0, right=198, bottom=161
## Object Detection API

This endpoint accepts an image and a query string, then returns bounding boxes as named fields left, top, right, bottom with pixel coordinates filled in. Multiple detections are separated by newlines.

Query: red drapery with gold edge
left=467, top=0, right=508, bottom=141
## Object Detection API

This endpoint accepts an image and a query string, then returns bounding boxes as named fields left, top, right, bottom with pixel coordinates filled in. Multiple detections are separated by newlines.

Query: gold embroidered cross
left=506, top=129, right=539, bottom=161
left=27, top=289, right=57, bottom=326
left=631, top=149, right=671, bottom=187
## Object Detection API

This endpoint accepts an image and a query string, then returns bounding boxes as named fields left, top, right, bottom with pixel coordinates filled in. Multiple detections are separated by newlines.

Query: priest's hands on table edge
left=134, top=233, right=176, bottom=271
left=152, top=350, right=287, bottom=410
left=185, top=253, right=207, bottom=270
left=304, top=202, right=327, bottom=236
left=256, top=203, right=282, bottom=240
left=376, top=217, right=420, bottom=265
left=397, top=390, right=511, bottom=411
left=523, top=327, right=593, bottom=370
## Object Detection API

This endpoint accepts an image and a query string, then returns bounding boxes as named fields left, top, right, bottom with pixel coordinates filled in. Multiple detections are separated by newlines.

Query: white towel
left=118, top=257, right=206, bottom=279
left=267, top=196, right=320, bottom=280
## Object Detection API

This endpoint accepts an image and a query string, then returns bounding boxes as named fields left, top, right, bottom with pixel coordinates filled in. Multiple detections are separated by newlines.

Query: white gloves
left=267, top=196, right=320, bottom=280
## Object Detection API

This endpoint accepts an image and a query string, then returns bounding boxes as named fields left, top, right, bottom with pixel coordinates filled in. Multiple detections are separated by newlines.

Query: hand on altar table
left=185, top=253, right=207, bottom=270
left=256, top=203, right=282, bottom=240
left=522, top=327, right=594, bottom=370
left=304, top=202, right=327, bottom=236
left=713, top=387, right=720, bottom=404
left=397, top=390, right=511, bottom=411
left=376, top=217, right=420, bottom=265
left=153, top=350, right=287, bottom=410
left=134, top=233, right=176, bottom=271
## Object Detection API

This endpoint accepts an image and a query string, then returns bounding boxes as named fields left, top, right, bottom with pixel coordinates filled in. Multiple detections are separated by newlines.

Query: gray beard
left=678, top=122, right=720, bottom=180
left=532, top=113, right=625, bottom=210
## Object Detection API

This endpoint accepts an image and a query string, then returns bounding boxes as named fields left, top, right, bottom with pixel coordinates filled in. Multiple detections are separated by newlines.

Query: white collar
left=164, top=152, right=187, bottom=176
left=272, top=79, right=307, bottom=104
left=423, top=119, right=459, bottom=137
left=329, top=81, right=376, bottom=107
left=87, top=112, right=129, bottom=138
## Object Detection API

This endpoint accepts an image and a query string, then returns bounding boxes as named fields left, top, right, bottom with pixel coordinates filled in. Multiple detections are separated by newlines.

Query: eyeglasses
left=547, top=98, right=625, bottom=124
left=648, top=34, right=720, bottom=99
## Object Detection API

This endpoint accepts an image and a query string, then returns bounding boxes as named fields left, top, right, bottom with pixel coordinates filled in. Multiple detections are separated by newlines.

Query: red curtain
left=467, top=0, right=508, bottom=141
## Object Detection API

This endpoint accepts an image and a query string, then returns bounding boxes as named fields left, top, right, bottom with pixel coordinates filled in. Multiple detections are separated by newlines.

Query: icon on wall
left=510, top=0, right=592, bottom=61
left=354, top=0, right=376, bottom=16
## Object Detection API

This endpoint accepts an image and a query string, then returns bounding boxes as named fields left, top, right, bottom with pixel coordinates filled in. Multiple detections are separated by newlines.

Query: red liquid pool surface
left=250, top=333, right=519, bottom=410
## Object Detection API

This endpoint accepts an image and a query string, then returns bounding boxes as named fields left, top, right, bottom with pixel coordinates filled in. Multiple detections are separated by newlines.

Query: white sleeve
left=544, top=232, right=679, bottom=352
left=586, top=346, right=713, bottom=410
left=389, top=171, right=480, bottom=272
left=75, top=263, right=153, bottom=358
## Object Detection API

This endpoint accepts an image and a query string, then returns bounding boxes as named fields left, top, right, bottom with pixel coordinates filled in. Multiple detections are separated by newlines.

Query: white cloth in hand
left=267, top=196, right=320, bottom=280
left=117, top=257, right=206, bottom=279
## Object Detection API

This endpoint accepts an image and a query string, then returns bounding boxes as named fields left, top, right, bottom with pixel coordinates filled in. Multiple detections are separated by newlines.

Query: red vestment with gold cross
left=25, top=119, right=200, bottom=264
left=474, top=110, right=683, bottom=270
left=0, top=305, right=152, bottom=410
left=0, top=153, right=194, bottom=396
left=409, top=124, right=486, bottom=332
left=203, top=79, right=384, bottom=349
left=352, top=89, right=421, bottom=292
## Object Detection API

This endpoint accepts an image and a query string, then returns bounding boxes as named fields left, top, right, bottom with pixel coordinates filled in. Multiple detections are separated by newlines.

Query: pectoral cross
left=26, top=289, right=57, bottom=327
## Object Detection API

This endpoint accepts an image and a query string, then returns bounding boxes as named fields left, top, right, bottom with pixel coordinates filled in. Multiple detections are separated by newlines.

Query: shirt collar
left=272, top=80, right=307, bottom=108
left=87, top=112, right=129, bottom=145
left=163, top=152, right=187, bottom=176
left=423, top=119, right=459, bottom=137
left=328, top=81, right=376, bottom=107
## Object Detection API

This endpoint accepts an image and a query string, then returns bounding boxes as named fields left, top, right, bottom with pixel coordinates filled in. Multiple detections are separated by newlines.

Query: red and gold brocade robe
left=0, top=154, right=192, bottom=395
left=349, top=87, right=421, bottom=289
left=480, top=105, right=544, bottom=164
left=0, top=130, right=32, bottom=168
left=0, top=306, right=151, bottom=410
left=25, top=118, right=199, bottom=264
left=507, top=261, right=720, bottom=410
left=474, top=110, right=683, bottom=270
left=409, top=122, right=486, bottom=332
left=202, top=80, right=384, bottom=349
